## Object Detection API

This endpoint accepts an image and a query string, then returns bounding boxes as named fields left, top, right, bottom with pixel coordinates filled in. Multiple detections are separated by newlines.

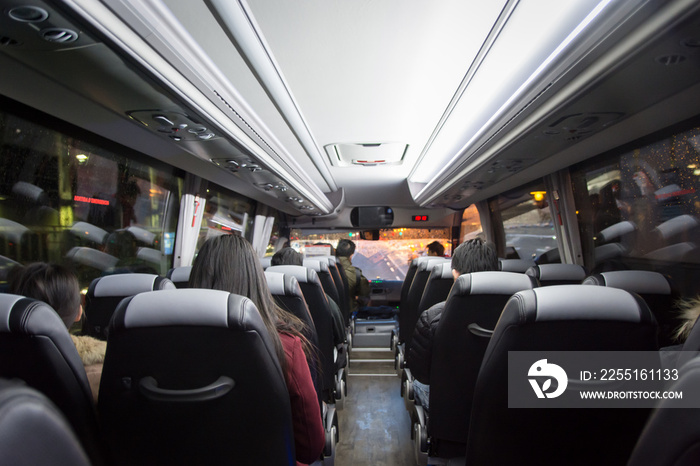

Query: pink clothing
left=279, top=332, right=325, bottom=465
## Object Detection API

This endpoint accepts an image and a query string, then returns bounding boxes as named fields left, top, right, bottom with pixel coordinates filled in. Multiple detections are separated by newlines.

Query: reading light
left=531, top=191, right=546, bottom=202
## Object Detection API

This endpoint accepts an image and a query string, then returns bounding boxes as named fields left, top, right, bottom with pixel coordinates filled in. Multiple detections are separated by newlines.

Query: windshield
left=290, top=228, right=452, bottom=280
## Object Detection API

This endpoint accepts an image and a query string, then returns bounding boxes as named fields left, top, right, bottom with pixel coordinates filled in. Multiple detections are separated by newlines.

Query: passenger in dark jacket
left=405, top=238, right=498, bottom=411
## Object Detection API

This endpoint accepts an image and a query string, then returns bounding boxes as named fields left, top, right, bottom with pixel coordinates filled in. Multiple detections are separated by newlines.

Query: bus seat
left=68, top=221, right=108, bottom=247
left=264, top=271, right=319, bottom=361
left=401, top=258, right=449, bottom=351
left=644, top=241, right=696, bottom=262
left=594, top=242, right=629, bottom=270
left=597, top=220, right=637, bottom=245
left=628, top=356, right=700, bottom=466
left=166, top=266, right=192, bottom=288
left=417, top=262, right=455, bottom=314
left=0, top=379, right=92, bottom=466
left=396, top=257, right=449, bottom=375
left=316, top=256, right=350, bottom=324
left=331, top=255, right=352, bottom=322
left=267, top=265, right=345, bottom=408
left=98, top=289, right=295, bottom=466
left=125, top=226, right=157, bottom=247
left=84, top=273, right=175, bottom=340
left=418, top=271, right=535, bottom=460
left=65, top=247, right=118, bottom=271
left=535, top=247, right=560, bottom=264
left=526, top=263, right=586, bottom=286
left=0, top=294, right=103, bottom=465
left=466, top=285, right=658, bottom=466
left=136, top=247, right=164, bottom=270
left=264, top=269, right=338, bottom=458
left=584, top=270, right=676, bottom=347
left=303, top=259, right=341, bottom=312
left=652, top=214, right=699, bottom=246
left=400, top=262, right=455, bottom=404
left=396, top=258, right=419, bottom=351
left=260, top=256, right=272, bottom=269
left=503, top=245, right=519, bottom=259
left=498, top=258, right=535, bottom=273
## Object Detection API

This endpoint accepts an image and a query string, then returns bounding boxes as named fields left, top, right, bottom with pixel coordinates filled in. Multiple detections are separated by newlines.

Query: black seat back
left=0, top=379, right=92, bottom=466
left=267, top=265, right=336, bottom=399
left=398, top=258, right=419, bottom=341
left=526, top=263, right=586, bottom=286
left=583, top=270, right=675, bottom=347
left=98, top=289, right=295, bottom=466
left=0, top=294, right=102, bottom=465
left=429, top=272, right=535, bottom=457
left=166, top=266, right=192, bottom=288
left=628, top=356, right=700, bottom=466
left=265, top=271, right=322, bottom=402
left=467, top=285, right=658, bottom=466
left=304, top=259, right=340, bottom=309
left=84, top=273, right=175, bottom=340
left=416, top=262, right=454, bottom=315
left=260, top=257, right=272, bottom=269
left=334, top=257, right=352, bottom=317
left=402, top=257, right=449, bottom=349
left=265, top=271, right=319, bottom=352
left=498, top=258, right=535, bottom=273
left=320, top=256, right=349, bottom=323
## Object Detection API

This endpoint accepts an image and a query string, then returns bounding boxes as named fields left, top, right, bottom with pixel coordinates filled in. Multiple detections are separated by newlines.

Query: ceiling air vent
left=655, top=54, right=686, bottom=66
left=324, top=142, right=408, bottom=167
left=40, top=28, right=78, bottom=44
left=0, top=36, right=20, bottom=47
left=543, top=112, right=624, bottom=141
left=8, top=6, right=49, bottom=23
left=127, top=110, right=217, bottom=142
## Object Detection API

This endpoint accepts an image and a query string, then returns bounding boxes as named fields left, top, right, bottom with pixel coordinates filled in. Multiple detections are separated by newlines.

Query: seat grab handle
left=139, top=376, right=234, bottom=402
left=468, top=323, right=494, bottom=338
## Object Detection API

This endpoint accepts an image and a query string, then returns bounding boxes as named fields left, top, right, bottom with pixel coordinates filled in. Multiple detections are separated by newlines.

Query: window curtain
left=252, top=214, right=275, bottom=258
left=173, top=177, right=206, bottom=267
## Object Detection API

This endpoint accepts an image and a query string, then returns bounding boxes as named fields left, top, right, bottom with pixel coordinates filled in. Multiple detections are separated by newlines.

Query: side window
left=494, top=181, right=556, bottom=260
left=0, top=106, right=182, bottom=288
left=571, top=124, right=700, bottom=292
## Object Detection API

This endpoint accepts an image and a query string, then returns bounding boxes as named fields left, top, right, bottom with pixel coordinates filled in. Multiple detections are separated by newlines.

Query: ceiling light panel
left=410, top=0, right=607, bottom=185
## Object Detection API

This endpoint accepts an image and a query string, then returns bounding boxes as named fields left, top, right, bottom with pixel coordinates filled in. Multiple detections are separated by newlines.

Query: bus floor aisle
left=335, top=347, right=413, bottom=466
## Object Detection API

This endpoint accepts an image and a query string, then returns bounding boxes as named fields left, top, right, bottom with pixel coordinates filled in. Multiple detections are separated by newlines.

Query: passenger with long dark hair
left=189, top=234, right=324, bottom=466
left=9, top=262, right=106, bottom=403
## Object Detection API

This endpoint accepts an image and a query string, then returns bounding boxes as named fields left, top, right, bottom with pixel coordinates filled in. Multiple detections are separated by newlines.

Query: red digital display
left=412, top=215, right=429, bottom=222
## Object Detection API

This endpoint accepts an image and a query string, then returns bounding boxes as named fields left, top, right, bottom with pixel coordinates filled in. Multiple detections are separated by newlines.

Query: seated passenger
left=426, top=240, right=445, bottom=257
left=659, top=296, right=700, bottom=369
left=405, top=238, right=498, bottom=411
left=190, top=235, right=324, bottom=466
left=9, top=262, right=106, bottom=403
left=335, top=239, right=370, bottom=315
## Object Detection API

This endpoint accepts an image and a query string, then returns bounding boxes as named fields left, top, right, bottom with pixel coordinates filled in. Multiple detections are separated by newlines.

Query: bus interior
left=1, top=0, right=700, bottom=464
